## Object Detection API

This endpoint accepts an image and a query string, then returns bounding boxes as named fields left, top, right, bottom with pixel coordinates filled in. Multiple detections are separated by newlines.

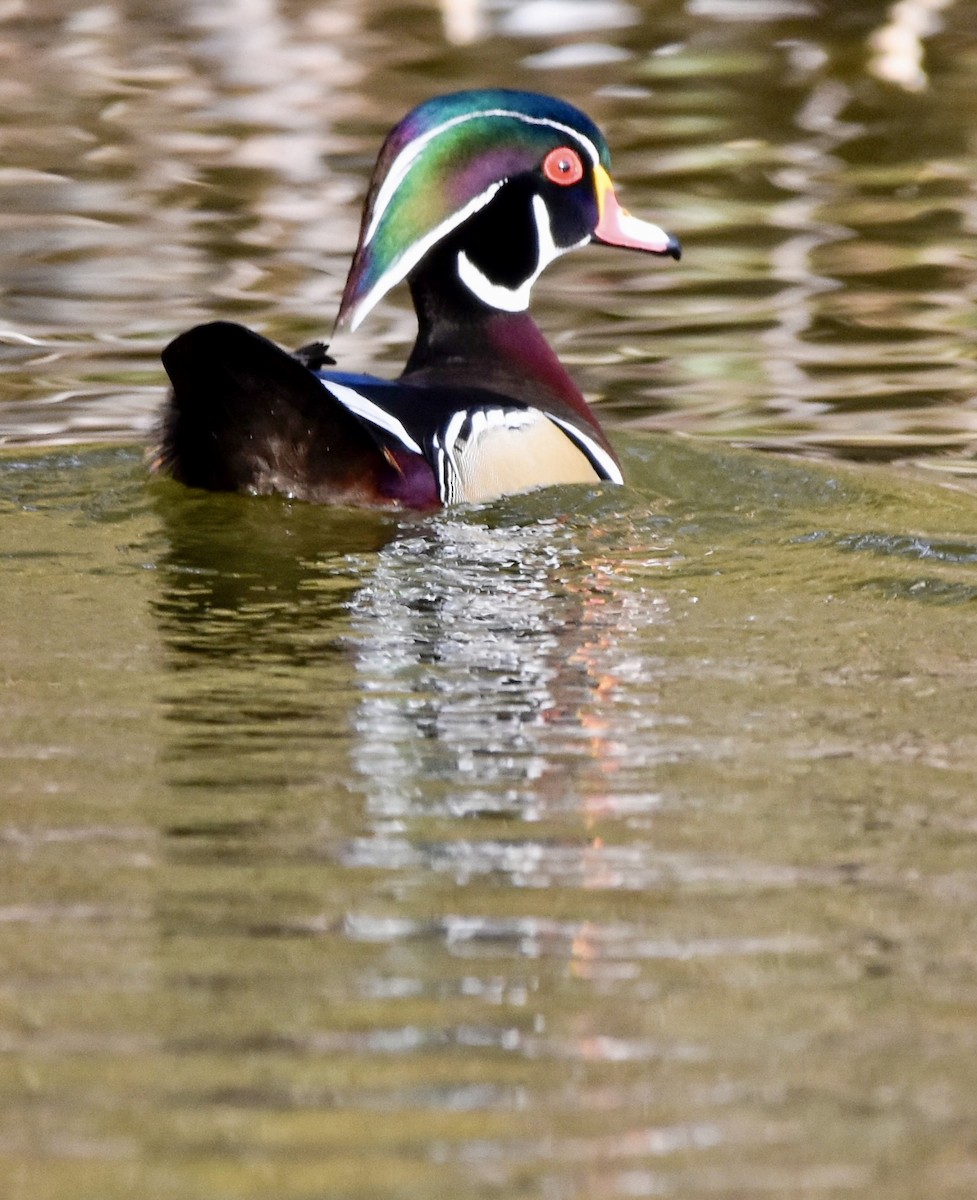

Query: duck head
left=337, top=88, right=680, bottom=332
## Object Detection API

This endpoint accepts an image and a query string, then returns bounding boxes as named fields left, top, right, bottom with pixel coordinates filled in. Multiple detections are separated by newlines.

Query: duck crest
left=337, top=89, right=609, bottom=333
left=157, top=88, right=680, bottom=509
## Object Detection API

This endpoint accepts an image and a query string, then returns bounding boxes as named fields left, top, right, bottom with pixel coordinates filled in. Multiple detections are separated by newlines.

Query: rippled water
left=2, top=0, right=976, bottom=467
left=3, top=3, right=977, bottom=1199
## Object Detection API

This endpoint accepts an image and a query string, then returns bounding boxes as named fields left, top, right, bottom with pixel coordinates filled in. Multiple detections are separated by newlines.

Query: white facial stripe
left=532, top=192, right=560, bottom=270
left=456, top=192, right=562, bottom=312
left=545, top=413, right=624, bottom=484
left=366, top=108, right=601, bottom=245
left=348, top=179, right=505, bottom=331
left=320, top=379, right=422, bottom=454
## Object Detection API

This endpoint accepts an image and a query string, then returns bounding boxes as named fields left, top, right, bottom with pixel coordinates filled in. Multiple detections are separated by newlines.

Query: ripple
left=836, top=531, right=977, bottom=565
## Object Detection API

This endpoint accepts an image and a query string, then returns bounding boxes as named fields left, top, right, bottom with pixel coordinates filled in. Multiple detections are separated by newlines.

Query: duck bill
left=592, top=165, right=681, bottom=259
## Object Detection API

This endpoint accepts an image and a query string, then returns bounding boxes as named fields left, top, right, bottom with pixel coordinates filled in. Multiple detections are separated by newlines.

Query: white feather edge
left=545, top=413, right=624, bottom=484
left=319, top=378, right=422, bottom=454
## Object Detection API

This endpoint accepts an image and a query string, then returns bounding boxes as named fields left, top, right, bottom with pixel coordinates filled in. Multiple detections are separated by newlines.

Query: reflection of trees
left=2, top=0, right=363, bottom=443
left=868, top=0, right=956, bottom=92
left=603, top=0, right=977, bottom=464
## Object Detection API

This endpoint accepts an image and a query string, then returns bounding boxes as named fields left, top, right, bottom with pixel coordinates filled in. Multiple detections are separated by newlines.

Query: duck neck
left=400, top=268, right=607, bottom=437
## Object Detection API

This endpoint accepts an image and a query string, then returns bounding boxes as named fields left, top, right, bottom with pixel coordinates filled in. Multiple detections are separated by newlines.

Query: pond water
left=3, top=2, right=977, bottom=1198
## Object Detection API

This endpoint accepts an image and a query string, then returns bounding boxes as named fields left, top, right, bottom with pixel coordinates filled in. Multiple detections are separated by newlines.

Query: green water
left=3, top=437, right=977, bottom=1198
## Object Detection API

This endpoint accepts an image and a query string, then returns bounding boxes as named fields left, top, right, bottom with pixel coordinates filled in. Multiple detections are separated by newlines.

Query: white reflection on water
left=762, top=77, right=861, bottom=419
left=499, top=0, right=640, bottom=36
left=347, top=509, right=673, bottom=828
left=868, top=0, right=955, bottom=92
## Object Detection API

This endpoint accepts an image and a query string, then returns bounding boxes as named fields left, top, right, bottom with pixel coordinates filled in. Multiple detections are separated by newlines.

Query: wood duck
left=156, top=88, right=680, bottom=509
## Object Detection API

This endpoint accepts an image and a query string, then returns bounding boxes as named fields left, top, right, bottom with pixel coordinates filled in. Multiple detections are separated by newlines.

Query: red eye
left=542, top=146, right=584, bottom=186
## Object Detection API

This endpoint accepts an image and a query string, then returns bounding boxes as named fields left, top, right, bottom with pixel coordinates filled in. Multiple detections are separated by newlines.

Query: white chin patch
left=456, top=192, right=563, bottom=312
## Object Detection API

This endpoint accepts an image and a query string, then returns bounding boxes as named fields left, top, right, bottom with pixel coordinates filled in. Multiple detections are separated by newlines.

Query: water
left=3, top=2, right=977, bottom=1198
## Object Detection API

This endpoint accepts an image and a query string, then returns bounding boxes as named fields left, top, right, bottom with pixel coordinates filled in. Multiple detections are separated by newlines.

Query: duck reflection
left=152, top=485, right=673, bottom=841
left=150, top=484, right=398, bottom=810
left=344, top=499, right=673, bottom=832
left=152, top=483, right=396, bottom=663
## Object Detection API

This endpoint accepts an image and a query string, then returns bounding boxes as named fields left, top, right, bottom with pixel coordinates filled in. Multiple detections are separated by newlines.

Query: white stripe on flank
left=545, top=414, right=624, bottom=484
left=320, top=379, right=422, bottom=454
left=365, top=108, right=601, bottom=245
left=439, top=409, right=469, bottom=502
left=438, top=406, right=542, bottom=503
left=431, top=432, right=449, bottom=501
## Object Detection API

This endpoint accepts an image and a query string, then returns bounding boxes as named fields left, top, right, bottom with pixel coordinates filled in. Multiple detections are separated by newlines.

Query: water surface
left=3, top=2, right=977, bottom=1198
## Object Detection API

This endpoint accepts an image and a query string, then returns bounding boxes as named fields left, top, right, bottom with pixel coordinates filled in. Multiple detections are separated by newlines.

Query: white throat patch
left=456, top=192, right=564, bottom=312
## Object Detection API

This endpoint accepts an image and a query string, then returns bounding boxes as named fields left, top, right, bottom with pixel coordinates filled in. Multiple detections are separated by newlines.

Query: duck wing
left=157, top=321, right=437, bottom=507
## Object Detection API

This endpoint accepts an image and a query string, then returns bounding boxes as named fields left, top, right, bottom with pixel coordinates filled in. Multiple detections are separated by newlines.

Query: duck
left=156, top=88, right=680, bottom=509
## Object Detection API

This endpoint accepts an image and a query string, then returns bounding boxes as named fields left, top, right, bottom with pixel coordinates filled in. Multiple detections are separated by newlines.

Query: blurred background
left=0, top=0, right=975, bottom=475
